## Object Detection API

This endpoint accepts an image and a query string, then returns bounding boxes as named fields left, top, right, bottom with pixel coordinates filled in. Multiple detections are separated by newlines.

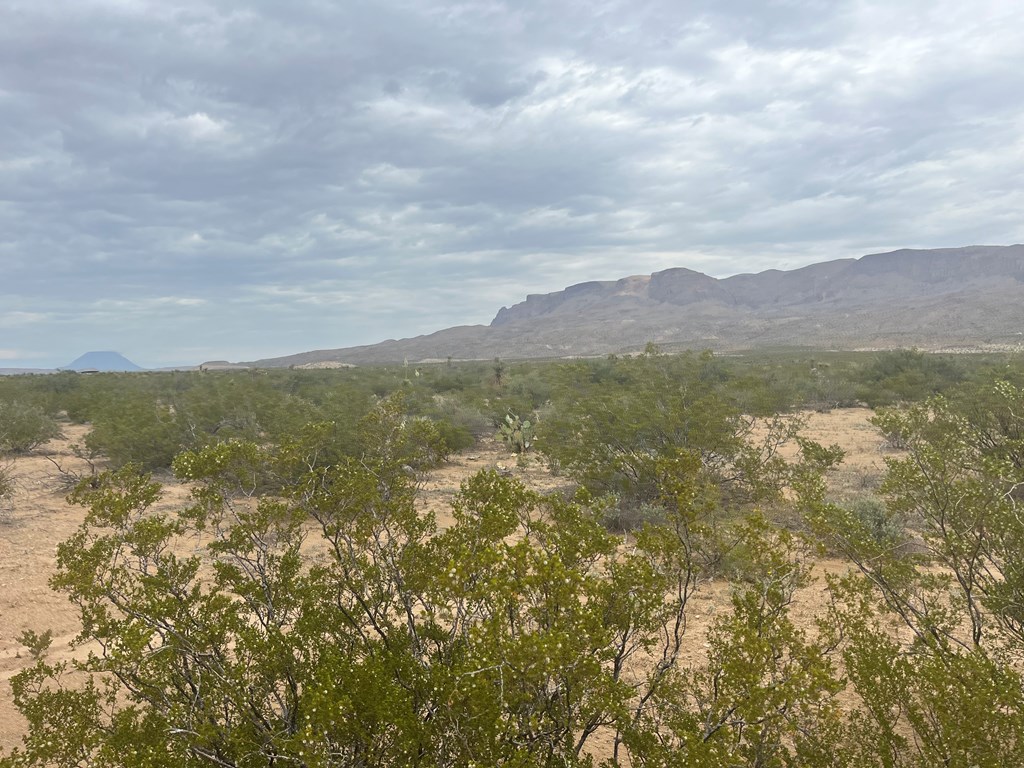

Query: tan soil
left=796, top=407, right=891, bottom=499
left=0, top=425, right=96, bottom=748
left=0, top=409, right=887, bottom=753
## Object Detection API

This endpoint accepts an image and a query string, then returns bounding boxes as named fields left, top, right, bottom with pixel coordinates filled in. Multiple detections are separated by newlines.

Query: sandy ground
left=0, top=408, right=886, bottom=753
left=0, top=424, right=96, bottom=748
left=797, top=407, right=890, bottom=499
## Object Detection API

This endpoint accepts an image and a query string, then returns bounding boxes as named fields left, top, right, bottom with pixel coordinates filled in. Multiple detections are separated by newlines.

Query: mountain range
left=248, top=245, right=1024, bottom=367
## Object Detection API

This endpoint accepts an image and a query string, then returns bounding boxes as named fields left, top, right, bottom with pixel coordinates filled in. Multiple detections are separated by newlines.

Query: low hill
left=246, top=245, right=1024, bottom=366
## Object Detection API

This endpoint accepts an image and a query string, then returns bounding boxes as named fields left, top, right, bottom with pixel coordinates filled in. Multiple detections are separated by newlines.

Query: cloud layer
left=2, top=0, right=1023, bottom=367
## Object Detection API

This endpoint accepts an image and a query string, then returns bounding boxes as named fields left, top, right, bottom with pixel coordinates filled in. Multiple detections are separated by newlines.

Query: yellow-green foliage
left=0, top=400, right=61, bottom=454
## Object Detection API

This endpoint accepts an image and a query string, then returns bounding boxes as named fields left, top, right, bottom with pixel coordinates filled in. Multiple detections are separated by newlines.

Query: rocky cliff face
left=250, top=245, right=1024, bottom=366
left=489, top=245, right=1024, bottom=327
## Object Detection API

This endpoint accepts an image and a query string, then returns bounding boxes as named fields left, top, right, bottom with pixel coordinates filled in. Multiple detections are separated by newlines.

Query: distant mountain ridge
left=492, top=246, right=1024, bottom=324
left=247, top=245, right=1024, bottom=367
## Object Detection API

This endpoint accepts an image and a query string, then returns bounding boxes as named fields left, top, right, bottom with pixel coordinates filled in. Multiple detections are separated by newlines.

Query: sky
left=2, top=0, right=1023, bottom=369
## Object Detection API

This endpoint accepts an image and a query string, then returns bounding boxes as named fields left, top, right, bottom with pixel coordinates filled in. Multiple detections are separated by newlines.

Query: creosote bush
left=0, top=462, right=12, bottom=498
left=0, top=400, right=61, bottom=454
left=0, top=462, right=14, bottom=524
left=539, top=350, right=844, bottom=527
left=802, top=377, right=1024, bottom=767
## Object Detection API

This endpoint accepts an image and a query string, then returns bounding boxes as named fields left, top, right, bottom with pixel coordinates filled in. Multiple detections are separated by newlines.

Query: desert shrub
left=942, top=377, right=1024, bottom=472
left=84, top=395, right=184, bottom=471
left=804, top=365, right=861, bottom=411
left=38, top=372, right=149, bottom=425
left=80, top=375, right=356, bottom=471
left=430, top=420, right=475, bottom=455
left=0, top=400, right=62, bottom=454
left=725, top=368, right=799, bottom=416
left=855, top=348, right=965, bottom=407
left=598, top=500, right=666, bottom=532
left=0, top=462, right=13, bottom=524
left=421, top=395, right=491, bottom=444
left=803, top=377, right=1024, bottom=766
left=502, top=364, right=554, bottom=409
left=353, top=393, right=454, bottom=473
left=449, top=402, right=492, bottom=439
left=41, top=444, right=100, bottom=492
left=11, top=367, right=1024, bottom=766
left=0, top=463, right=11, bottom=496
left=841, top=496, right=909, bottom=551
left=877, top=424, right=912, bottom=451
left=0, top=461, right=13, bottom=499
left=169, top=375, right=332, bottom=450
left=540, top=352, right=736, bottom=506
left=421, top=362, right=489, bottom=394
left=539, top=350, right=840, bottom=520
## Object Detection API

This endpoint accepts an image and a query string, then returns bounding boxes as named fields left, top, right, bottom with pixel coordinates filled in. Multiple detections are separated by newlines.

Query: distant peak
left=65, top=351, right=144, bottom=372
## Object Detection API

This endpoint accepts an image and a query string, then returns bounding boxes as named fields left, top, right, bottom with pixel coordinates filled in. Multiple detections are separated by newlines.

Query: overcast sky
left=2, top=0, right=1023, bottom=368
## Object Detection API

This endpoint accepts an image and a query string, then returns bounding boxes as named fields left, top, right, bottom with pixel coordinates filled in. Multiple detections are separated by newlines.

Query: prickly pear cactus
left=498, top=412, right=534, bottom=453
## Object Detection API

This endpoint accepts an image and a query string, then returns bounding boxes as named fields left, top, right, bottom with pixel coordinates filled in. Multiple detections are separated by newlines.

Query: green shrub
left=0, top=461, right=13, bottom=499
left=0, top=400, right=62, bottom=453
left=598, top=500, right=665, bottom=532
left=841, top=496, right=909, bottom=551
left=433, top=420, right=476, bottom=455
left=539, top=351, right=836, bottom=512
left=84, top=396, right=184, bottom=470
left=855, top=349, right=965, bottom=407
left=0, top=462, right=13, bottom=524
left=424, top=396, right=491, bottom=440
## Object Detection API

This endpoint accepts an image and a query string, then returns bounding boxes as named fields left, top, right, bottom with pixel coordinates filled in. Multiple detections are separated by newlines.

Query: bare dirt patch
left=0, top=425, right=195, bottom=749
left=0, top=425, right=95, bottom=748
left=798, top=407, right=889, bottom=500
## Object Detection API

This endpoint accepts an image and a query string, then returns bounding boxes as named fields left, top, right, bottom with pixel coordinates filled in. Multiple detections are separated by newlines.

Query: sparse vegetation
left=1, top=412, right=843, bottom=767
left=2, top=350, right=1024, bottom=766
left=0, top=461, right=14, bottom=524
left=854, top=348, right=966, bottom=407
left=539, top=350, right=842, bottom=523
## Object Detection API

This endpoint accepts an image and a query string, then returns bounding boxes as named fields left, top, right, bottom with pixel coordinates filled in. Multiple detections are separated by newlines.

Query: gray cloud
left=2, top=0, right=1023, bottom=367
